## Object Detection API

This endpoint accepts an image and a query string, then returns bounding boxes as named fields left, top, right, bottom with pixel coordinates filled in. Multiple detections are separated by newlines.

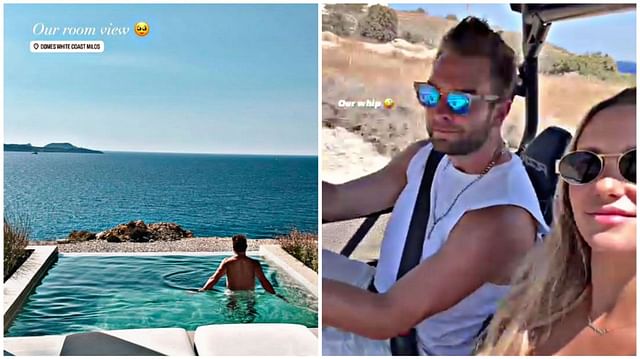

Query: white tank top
left=373, top=143, right=549, bottom=355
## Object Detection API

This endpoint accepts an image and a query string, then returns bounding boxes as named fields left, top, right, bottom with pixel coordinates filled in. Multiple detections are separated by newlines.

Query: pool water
left=6, top=255, right=317, bottom=337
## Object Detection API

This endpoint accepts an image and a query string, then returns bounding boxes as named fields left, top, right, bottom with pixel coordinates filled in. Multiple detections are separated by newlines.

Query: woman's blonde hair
left=477, top=87, right=636, bottom=355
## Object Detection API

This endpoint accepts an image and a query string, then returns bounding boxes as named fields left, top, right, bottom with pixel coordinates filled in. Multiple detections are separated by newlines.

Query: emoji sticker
left=383, top=98, right=395, bottom=109
left=134, top=22, right=149, bottom=37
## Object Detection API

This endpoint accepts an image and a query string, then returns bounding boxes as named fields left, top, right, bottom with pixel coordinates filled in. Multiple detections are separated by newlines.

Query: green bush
left=445, top=14, right=458, bottom=21
left=277, top=229, right=318, bottom=272
left=4, top=214, right=31, bottom=281
left=323, top=12, right=353, bottom=37
left=359, top=5, right=398, bottom=42
left=544, top=51, right=620, bottom=80
left=414, top=7, right=426, bottom=14
left=401, top=31, right=424, bottom=44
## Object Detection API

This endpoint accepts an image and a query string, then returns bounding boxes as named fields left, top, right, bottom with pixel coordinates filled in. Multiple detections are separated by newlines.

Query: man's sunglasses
left=413, top=82, right=501, bottom=116
left=557, top=149, right=636, bottom=185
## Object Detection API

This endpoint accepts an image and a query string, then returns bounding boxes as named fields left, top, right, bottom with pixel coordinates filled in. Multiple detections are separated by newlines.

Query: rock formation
left=67, top=221, right=193, bottom=243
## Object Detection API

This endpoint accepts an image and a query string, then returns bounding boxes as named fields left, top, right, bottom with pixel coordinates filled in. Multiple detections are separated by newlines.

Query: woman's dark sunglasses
left=557, top=149, right=636, bottom=185
left=413, top=82, right=500, bottom=116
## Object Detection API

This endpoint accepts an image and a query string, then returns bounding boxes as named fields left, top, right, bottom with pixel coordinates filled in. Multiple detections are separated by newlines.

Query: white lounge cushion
left=4, top=335, right=66, bottom=356
left=4, top=328, right=195, bottom=356
left=194, top=323, right=318, bottom=356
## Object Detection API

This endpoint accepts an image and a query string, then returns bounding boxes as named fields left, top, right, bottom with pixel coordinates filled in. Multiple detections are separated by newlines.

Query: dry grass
left=323, top=35, right=630, bottom=155
left=537, top=75, right=630, bottom=126
left=394, top=10, right=572, bottom=63
left=4, top=215, right=31, bottom=281
left=323, top=38, right=431, bottom=155
left=277, top=229, right=318, bottom=272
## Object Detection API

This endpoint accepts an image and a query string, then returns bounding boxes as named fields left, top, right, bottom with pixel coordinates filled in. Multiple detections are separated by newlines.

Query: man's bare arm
left=323, top=140, right=430, bottom=222
left=255, top=261, right=276, bottom=294
left=200, top=260, right=227, bottom=291
left=322, top=205, right=537, bottom=339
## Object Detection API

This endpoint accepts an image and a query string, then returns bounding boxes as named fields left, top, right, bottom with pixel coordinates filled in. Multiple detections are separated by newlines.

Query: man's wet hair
left=232, top=234, right=248, bottom=253
left=436, top=16, right=518, bottom=99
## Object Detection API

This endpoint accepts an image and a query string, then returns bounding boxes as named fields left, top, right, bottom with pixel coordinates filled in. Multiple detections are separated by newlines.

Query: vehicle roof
left=510, top=4, right=635, bottom=23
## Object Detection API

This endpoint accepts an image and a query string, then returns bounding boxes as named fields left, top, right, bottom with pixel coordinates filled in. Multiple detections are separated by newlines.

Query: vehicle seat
left=519, top=126, right=573, bottom=226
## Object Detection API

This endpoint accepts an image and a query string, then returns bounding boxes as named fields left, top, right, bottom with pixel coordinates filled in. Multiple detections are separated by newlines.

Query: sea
left=616, top=61, right=636, bottom=74
left=4, top=152, right=318, bottom=240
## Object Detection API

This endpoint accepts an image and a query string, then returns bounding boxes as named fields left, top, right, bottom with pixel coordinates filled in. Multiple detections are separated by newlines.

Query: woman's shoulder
left=551, top=326, right=635, bottom=355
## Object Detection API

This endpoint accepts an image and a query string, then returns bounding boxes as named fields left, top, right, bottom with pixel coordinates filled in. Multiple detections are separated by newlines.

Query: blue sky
left=391, top=4, right=636, bottom=62
left=4, top=4, right=318, bottom=155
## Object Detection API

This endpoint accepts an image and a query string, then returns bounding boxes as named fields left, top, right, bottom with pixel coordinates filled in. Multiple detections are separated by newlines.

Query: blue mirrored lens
left=418, top=85, right=440, bottom=107
left=447, top=93, right=471, bottom=114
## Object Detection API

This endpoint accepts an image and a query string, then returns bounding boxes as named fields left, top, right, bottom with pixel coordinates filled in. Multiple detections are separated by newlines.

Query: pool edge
left=4, top=245, right=58, bottom=330
left=60, top=250, right=261, bottom=257
left=260, top=245, right=318, bottom=297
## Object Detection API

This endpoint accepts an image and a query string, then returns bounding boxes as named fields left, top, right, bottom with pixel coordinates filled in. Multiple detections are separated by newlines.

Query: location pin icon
left=34, top=43, right=39, bottom=50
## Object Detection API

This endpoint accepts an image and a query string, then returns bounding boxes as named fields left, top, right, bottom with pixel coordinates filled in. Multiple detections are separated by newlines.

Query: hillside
left=325, top=7, right=564, bottom=63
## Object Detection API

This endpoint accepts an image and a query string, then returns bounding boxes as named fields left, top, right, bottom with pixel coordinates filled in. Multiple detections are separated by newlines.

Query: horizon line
left=4, top=142, right=317, bottom=157
left=103, top=149, right=318, bottom=157
left=5, top=147, right=317, bottom=157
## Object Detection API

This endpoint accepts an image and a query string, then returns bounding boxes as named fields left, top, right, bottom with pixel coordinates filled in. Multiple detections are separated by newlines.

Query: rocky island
left=4, top=142, right=103, bottom=154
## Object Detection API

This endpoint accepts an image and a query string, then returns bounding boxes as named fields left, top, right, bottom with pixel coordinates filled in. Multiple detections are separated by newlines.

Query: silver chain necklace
left=426, top=146, right=505, bottom=241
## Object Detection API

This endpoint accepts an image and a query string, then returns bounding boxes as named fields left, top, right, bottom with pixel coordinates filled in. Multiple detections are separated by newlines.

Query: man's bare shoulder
left=393, top=140, right=431, bottom=162
left=456, top=205, right=537, bottom=253
left=463, top=205, right=536, bottom=231
left=222, top=256, right=246, bottom=266
left=404, top=139, right=431, bottom=154
left=249, top=257, right=263, bottom=268
left=387, top=140, right=431, bottom=175
left=224, top=256, right=256, bottom=263
left=436, top=205, right=538, bottom=285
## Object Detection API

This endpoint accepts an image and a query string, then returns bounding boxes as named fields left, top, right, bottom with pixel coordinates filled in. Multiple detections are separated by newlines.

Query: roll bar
left=512, top=3, right=635, bottom=152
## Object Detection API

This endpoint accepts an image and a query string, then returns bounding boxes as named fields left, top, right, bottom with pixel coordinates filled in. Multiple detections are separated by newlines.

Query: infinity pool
left=6, top=254, right=317, bottom=337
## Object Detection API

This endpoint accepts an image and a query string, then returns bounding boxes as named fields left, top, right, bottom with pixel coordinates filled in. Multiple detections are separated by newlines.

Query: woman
left=478, top=87, right=636, bottom=355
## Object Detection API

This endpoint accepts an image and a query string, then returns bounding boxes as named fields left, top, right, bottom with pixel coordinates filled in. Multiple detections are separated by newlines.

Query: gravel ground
left=28, top=237, right=279, bottom=253
left=322, top=215, right=390, bottom=262
left=322, top=126, right=391, bottom=261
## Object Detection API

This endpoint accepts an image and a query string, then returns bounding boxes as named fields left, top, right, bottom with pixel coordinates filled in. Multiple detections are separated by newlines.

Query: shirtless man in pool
left=199, top=234, right=277, bottom=293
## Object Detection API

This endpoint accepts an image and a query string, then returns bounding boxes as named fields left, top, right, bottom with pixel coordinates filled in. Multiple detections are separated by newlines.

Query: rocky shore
left=27, top=220, right=279, bottom=253
left=66, top=221, right=193, bottom=243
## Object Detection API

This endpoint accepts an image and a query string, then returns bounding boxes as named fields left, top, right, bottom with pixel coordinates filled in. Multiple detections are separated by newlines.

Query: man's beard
left=427, top=116, right=493, bottom=156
